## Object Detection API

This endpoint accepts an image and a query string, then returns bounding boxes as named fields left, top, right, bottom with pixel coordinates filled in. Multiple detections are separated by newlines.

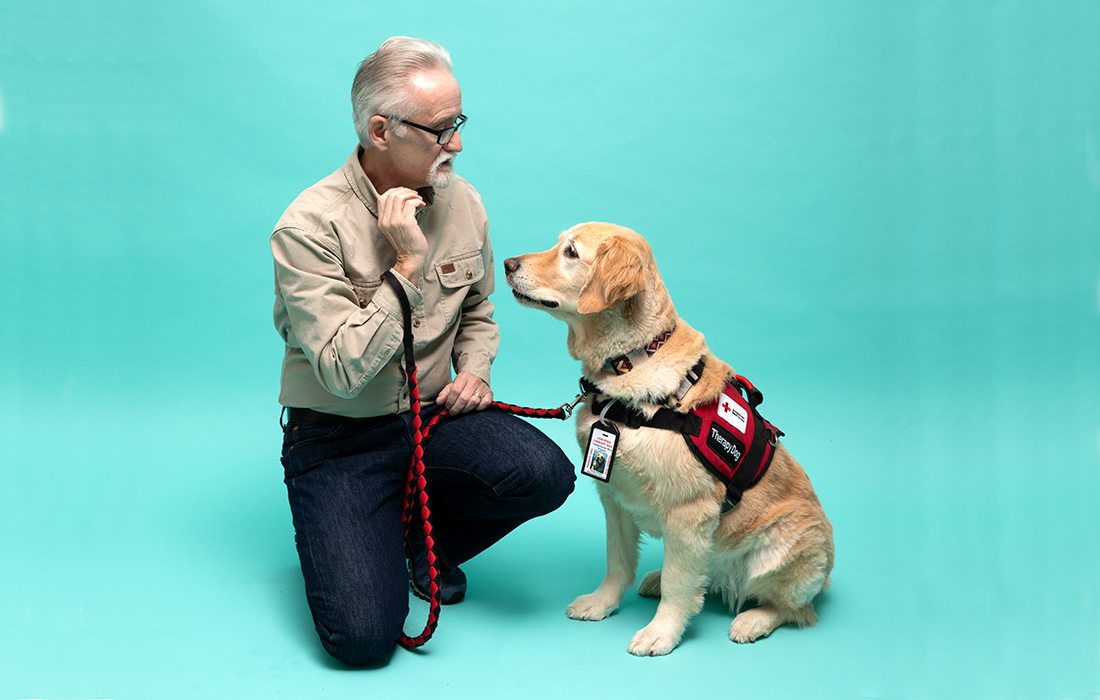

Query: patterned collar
left=603, top=329, right=675, bottom=375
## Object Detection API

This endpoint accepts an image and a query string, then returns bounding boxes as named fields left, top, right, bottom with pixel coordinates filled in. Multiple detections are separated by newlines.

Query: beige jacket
left=271, top=149, right=499, bottom=418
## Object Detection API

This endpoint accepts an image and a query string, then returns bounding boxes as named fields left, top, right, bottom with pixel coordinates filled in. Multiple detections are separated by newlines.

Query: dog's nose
left=503, top=257, right=520, bottom=274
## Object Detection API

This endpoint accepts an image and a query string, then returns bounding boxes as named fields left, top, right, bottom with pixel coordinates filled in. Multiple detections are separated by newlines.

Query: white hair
left=351, top=36, right=454, bottom=150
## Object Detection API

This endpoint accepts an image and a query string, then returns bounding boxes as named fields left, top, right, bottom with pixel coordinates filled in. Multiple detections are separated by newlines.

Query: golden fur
left=505, top=222, right=834, bottom=656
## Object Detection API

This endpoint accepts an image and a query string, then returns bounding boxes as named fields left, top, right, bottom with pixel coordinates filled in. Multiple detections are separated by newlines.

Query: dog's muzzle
left=511, top=289, right=559, bottom=308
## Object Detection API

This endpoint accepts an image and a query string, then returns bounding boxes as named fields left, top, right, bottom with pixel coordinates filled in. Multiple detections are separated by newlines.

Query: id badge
left=582, top=422, right=619, bottom=482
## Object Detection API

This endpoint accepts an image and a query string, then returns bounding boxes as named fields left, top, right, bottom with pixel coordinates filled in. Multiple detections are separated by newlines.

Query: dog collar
left=603, top=328, right=676, bottom=376
left=583, top=356, right=706, bottom=408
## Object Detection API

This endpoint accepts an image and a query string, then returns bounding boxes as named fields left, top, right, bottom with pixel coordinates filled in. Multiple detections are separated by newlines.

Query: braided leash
left=382, top=272, right=583, bottom=649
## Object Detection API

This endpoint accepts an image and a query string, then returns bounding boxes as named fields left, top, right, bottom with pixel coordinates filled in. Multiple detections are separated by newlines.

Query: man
left=270, top=37, right=575, bottom=666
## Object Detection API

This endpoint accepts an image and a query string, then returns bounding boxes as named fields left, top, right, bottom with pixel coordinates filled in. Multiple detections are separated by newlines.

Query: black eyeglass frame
left=389, top=114, right=467, bottom=145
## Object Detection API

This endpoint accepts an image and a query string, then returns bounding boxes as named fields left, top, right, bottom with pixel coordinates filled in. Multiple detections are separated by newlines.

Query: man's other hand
left=437, top=371, right=492, bottom=414
left=378, top=187, right=429, bottom=283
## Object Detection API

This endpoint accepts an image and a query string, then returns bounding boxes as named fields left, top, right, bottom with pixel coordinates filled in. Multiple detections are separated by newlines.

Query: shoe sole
left=410, top=578, right=465, bottom=605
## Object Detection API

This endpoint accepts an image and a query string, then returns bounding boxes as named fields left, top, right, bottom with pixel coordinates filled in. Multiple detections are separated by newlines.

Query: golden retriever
left=503, top=222, right=834, bottom=656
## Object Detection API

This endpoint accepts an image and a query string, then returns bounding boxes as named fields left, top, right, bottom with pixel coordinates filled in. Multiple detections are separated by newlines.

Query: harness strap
left=675, top=358, right=706, bottom=403
left=588, top=395, right=703, bottom=434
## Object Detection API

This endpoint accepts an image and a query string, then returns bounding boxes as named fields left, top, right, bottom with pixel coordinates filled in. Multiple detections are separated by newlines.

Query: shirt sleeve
left=450, top=211, right=500, bottom=386
left=271, top=226, right=423, bottom=399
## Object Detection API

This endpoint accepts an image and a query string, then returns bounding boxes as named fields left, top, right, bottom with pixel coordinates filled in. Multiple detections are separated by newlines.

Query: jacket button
left=465, top=271, right=473, bottom=280
left=413, top=319, right=421, bottom=328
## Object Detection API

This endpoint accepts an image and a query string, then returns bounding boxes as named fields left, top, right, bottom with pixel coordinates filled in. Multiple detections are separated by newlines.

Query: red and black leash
left=382, top=272, right=583, bottom=649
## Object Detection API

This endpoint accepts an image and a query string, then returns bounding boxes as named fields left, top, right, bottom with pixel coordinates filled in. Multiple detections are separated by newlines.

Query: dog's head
left=503, top=222, right=659, bottom=317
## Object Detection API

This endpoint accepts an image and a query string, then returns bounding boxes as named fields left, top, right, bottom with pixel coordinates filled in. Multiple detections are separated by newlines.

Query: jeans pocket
left=286, top=421, right=345, bottom=448
left=282, top=422, right=348, bottom=478
left=488, top=463, right=537, bottom=498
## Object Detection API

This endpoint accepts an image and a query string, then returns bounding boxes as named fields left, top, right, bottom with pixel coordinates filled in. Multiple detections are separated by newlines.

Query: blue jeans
left=279, top=405, right=576, bottom=665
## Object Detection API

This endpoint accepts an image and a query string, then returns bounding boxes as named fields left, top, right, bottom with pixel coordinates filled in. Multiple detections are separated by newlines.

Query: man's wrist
left=394, top=255, right=426, bottom=285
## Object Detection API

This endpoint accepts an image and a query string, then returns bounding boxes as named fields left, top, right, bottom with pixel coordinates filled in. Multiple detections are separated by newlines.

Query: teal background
left=2, top=1, right=1098, bottom=697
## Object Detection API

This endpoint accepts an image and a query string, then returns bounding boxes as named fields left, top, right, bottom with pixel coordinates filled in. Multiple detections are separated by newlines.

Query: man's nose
left=445, top=129, right=462, bottom=153
left=503, top=257, right=520, bottom=274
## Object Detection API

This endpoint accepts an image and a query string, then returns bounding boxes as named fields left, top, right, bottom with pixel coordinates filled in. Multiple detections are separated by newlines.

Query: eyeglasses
left=390, top=114, right=467, bottom=145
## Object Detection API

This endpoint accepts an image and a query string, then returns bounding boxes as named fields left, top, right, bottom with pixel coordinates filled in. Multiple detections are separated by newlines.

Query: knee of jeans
left=529, top=449, right=576, bottom=511
left=318, top=611, right=406, bottom=666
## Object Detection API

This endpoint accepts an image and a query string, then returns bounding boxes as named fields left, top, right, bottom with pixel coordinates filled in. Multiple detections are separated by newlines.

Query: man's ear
left=367, top=115, right=390, bottom=150
left=577, top=236, right=649, bottom=314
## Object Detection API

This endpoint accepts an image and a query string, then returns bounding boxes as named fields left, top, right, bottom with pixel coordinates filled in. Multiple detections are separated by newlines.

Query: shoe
left=409, top=548, right=467, bottom=605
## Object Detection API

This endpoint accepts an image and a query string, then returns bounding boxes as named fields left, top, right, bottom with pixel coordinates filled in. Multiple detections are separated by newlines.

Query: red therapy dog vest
left=683, top=375, right=783, bottom=509
left=584, top=372, right=782, bottom=510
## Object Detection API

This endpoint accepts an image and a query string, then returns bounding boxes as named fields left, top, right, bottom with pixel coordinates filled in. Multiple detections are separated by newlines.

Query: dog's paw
left=637, top=569, right=661, bottom=598
left=567, top=593, right=618, bottom=621
left=729, top=607, right=781, bottom=644
left=627, top=621, right=682, bottom=656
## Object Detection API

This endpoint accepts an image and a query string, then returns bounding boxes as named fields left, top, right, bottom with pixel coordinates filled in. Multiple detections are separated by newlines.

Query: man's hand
left=378, top=187, right=429, bottom=283
left=436, top=371, right=492, bottom=414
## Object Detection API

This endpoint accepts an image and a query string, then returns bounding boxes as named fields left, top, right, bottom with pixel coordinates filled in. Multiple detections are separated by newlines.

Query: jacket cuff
left=454, top=353, right=492, bottom=386
left=372, top=268, right=425, bottom=319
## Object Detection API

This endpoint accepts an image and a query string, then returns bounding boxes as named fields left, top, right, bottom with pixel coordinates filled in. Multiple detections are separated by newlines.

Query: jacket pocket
left=435, top=250, right=485, bottom=289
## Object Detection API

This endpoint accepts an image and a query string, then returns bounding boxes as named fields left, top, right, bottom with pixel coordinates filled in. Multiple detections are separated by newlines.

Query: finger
left=449, top=372, right=472, bottom=394
left=444, top=381, right=463, bottom=411
left=383, top=186, right=414, bottom=200
left=380, top=190, right=399, bottom=229
left=436, top=383, right=451, bottom=405
left=400, top=197, right=424, bottom=219
left=377, top=191, right=390, bottom=226
left=444, top=372, right=474, bottom=411
left=477, top=388, right=493, bottom=410
left=462, top=381, right=485, bottom=413
left=452, top=382, right=480, bottom=415
left=391, top=188, right=421, bottom=209
left=379, top=189, right=412, bottom=223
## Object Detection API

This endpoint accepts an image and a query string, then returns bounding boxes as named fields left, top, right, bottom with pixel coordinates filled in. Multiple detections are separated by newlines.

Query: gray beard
left=427, top=156, right=455, bottom=188
left=428, top=170, right=455, bottom=188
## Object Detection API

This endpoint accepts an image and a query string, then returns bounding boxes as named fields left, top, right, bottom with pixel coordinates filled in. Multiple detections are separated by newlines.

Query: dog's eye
left=563, top=244, right=579, bottom=259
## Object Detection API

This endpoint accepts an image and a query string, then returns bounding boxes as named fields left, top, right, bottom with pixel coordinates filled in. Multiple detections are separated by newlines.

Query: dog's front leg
left=567, top=489, right=640, bottom=621
left=627, top=503, right=718, bottom=656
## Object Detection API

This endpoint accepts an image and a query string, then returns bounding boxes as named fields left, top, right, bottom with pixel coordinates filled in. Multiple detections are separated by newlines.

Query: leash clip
left=558, top=381, right=589, bottom=419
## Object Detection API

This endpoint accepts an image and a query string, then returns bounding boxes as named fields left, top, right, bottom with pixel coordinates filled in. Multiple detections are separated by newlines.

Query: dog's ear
left=577, top=235, right=649, bottom=314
